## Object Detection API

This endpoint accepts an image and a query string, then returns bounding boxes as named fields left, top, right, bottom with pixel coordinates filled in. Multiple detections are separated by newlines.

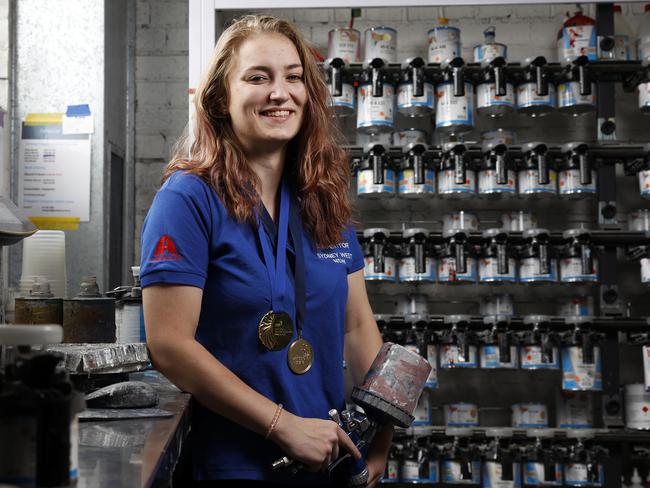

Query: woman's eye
left=248, top=75, right=267, bottom=82
left=288, top=74, right=304, bottom=81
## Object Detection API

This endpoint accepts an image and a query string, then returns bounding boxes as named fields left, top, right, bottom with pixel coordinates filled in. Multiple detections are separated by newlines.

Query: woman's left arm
left=344, top=269, right=393, bottom=487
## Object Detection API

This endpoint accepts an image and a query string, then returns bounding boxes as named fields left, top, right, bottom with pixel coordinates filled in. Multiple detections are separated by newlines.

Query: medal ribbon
left=288, top=190, right=306, bottom=339
left=257, top=178, right=290, bottom=312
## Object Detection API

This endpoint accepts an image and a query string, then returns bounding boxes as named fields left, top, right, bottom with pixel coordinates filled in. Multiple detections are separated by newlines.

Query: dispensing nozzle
left=443, top=142, right=467, bottom=185
left=524, top=142, right=549, bottom=185
left=403, top=143, right=427, bottom=185
left=563, top=142, right=591, bottom=185
left=404, top=227, right=429, bottom=275
left=572, top=55, right=591, bottom=96
left=523, top=56, right=549, bottom=97
left=442, top=57, right=466, bottom=97
left=363, top=227, right=391, bottom=274
left=364, top=143, right=389, bottom=185
left=363, top=58, right=386, bottom=97
left=482, top=142, right=508, bottom=185
left=524, top=228, right=551, bottom=276
left=402, top=57, right=425, bottom=98
left=326, top=57, right=346, bottom=97
left=483, top=228, right=509, bottom=275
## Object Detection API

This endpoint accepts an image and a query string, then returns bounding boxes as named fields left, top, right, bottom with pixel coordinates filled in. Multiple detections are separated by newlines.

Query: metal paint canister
left=393, top=128, right=427, bottom=147
left=559, top=168, right=597, bottom=197
left=427, top=19, right=461, bottom=64
left=327, top=28, right=360, bottom=64
left=501, top=212, right=537, bottom=232
left=558, top=296, right=594, bottom=317
left=438, top=167, right=476, bottom=198
left=481, top=129, right=516, bottom=146
left=399, top=228, right=436, bottom=282
left=356, top=81, right=395, bottom=133
left=564, top=463, right=603, bottom=486
left=518, top=168, right=557, bottom=198
left=524, top=462, right=563, bottom=486
left=445, top=403, right=479, bottom=427
left=480, top=294, right=514, bottom=317
left=482, top=461, right=521, bottom=488
left=476, top=82, right=515, bottom=118
left=512, top=403, right=548, bottom=428
left=356, top=131, right=392, bottom=147
left=560, top=257, right=598, bottom=283
left=479, top=256, right=517, bottom=283
left=363, top=26, right=397, bottom=63
left=362, top=228, right=397, bottom=282
left=638, top=168, right=650, bottom=198
left=357, top=168, right=396, bottom=197
left=397, top=81, right=435, bottom=117
left=473, top=28, right=507, bottom=63
left=624, top=383, right=650, bottom=430
left=435, top=81, right=474, bottom=134
left=115, top=299, right=143, bottom=344
left=398, top=157, right=435, bottom=199
left=438, top=255, right=477, bottom=283
left=413, top=394, right=433, bottom=426
left=517, top=82, right=556, bottom=117
left=561, top=346, right=603, bottom=391
left=62, top=277, right=116, bottom=343
left=328, top=78, right=355, bottom=116
left=641, top=256, right=650, bottom=284
left=401, top=456, right=437, bottom=483
left=480, top=344, right=519, bottom=369
left=519, top=252, right=559, bottom=284
left=382, top=453, right=400, bottom=483
left=442, top=460, right=482, bottom=484
left=557, top=82, right=596, bottom=115
left=557, top=12, right=597, bottom=62
left=641, top=344, right=650, bottom=391
left=637, top=81, right=650, bottom=113
left=478, top=166, right=516, bottom=197
left=520, top=344, right=560, bottom=369
left=440, top=344, right=478, bottom=369
left=628, top=209, right=650, bottom=231
left=557, top=390, right=594, bottom=428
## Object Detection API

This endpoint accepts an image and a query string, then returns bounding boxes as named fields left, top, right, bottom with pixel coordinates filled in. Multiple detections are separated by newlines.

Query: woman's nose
left=269, top=80, right=290, bottom=101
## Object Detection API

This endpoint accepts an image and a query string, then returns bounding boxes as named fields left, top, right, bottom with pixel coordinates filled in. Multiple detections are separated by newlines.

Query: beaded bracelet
left=265, top=403, right=284, bottom=440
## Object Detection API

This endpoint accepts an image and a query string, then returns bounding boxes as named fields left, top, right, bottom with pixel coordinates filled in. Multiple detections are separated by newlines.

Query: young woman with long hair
left=140, top=15, right=392, bottom=486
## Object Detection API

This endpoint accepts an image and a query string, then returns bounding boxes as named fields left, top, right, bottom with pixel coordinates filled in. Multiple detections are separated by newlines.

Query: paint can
left=561, top=346, right=603, bottom=391
left=435, top=81, right=474, bottom=134
left=558, top=81, right=596, bottom=116
left=556, top=390, right=594, bottom=428
left=357, top=77, right=395, bottom=133
left=362, top=228, right=396, bottom=282
left=624, top=383, right=650, bottom=430
left=517, top=82, right=556, bottom=117
left=445, top=403, right=479, bottom=427
left=399, top=228, right=436, bottom=282
left=512, top=403, right=548, bottom=428
left=363, top=26, right=397, bottom=63
left=327, top=28, right=361, bottom=64
left=427, top=18, right=461, bottom=64
left=501, top=211, right=537, bottom=232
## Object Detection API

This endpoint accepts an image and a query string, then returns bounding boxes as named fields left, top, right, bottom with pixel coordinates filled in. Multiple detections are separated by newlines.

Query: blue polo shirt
left=140, top=172, right=364, bottom=483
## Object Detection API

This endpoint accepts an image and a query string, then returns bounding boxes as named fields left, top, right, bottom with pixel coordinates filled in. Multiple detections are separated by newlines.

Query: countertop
left=77, top=371, right=191, bottom=488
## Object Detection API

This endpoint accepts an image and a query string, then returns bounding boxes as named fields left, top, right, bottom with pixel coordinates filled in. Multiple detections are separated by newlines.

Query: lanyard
left=258, top=184, right=307, bottom=338
left=257, top=178, right=290, bottom=312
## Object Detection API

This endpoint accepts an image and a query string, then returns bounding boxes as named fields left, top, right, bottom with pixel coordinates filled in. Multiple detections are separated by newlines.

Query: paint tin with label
left=362, top=228, right=397, bottom=281
left=413, top=394, right=433, bottom=426
left=445, top=403, right=479, bottom=427
left=512, top=403, right=548, bottom=428
left=425, top=342, right=439, bottom=389
left=399, top=228, right=436, bottom=282
left=357, top=81, right=395, bottom=133
left=520, top=255, right=558, bottom=284
left=517, top=82, right=556, bottom=117
left=438, top=168, right=476, bottom=198
left=480, top=344, right=519, bottom=369
left=357, top=168, right=395, bottom=197
left=438, top=255, right=477, bottom=284
left=558, top=82, right=596, bottom=115
left=398, top=147, right=435, bottom=198
left=440, top=344, right=478, bottom=369
left=562, top=346, right=603, bottom=391
left=428, top=19, right=461, bottom=64
left=624, top=383, right=650, bottom=430
left=393, top=128, right=427, bottom=147
left=478, top=168, right=516, bottom=197
left=328, top=79, right=355, bottom=116
left=559, top=169, right=597, bottom=197
left=638, top=81, right=650, bottom=113
left=435, top=81, right=474, bottom=134
left=524, top=462, right=563, bottom=486
left=328, top=28, right=361, bottom=64
left=557, top=390, right=594, bottom=428
left=442, top=460, right=482, bottom=484
left=638, top=168, right=650, bottom=198
left=477, top=82, right=515, bottom=118
left=482, top=461, right=521, bottom=488
left=564, top=463, right=603, bottom=486
left=644, top=344, right=650, bottom=392
left=363, top=26, right=397, bottom=63
left=398, top=80, right=435, bottom=117
left=502, top=211, right=537, bottom=232
left=521, top=344, right=560, bottom=369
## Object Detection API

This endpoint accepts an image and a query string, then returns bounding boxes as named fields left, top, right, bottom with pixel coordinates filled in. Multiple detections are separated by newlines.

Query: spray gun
left=523, top=142, right=550, bottom=185
left=482, top=141, right=509, bottom=185
left=272, top=343, right=431, bottom=486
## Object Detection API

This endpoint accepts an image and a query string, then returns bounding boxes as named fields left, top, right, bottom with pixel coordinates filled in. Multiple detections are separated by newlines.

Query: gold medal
left=287, top=337, right=314, bottom=374
left=258, top=311, right=294, bottom=351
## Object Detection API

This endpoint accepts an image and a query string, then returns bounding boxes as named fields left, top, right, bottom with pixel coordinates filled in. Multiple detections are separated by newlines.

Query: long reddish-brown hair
left=164, top=15, right=351, bottom=248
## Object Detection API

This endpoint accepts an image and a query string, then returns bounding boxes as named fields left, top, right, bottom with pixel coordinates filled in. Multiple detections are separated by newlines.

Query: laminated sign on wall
left=18, top=113, right=91, bottom=230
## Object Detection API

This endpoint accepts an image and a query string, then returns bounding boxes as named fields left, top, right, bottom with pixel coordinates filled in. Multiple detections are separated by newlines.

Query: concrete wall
left=0, top=0, right=8, bottom=321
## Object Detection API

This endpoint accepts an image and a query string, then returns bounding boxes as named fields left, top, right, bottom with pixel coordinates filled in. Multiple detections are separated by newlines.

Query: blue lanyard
left=257, top=178, right=290, bottom=312
left=288, top=190, right=306, bottom=338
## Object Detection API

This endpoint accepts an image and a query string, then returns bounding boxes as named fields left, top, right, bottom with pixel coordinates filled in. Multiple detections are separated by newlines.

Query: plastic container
left=557, top=10, right=597, bottom=62
left=428, top=18, right=461, bottom=64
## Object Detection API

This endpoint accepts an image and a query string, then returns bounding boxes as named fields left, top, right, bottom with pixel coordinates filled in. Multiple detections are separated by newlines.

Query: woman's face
left=227, top=32, right=307, bottom=155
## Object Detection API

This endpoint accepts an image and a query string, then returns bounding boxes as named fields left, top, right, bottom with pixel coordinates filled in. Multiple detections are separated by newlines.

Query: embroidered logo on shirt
left=316, top=241, right=352, bottom=264
left=150, top=235, right=183, bottom=262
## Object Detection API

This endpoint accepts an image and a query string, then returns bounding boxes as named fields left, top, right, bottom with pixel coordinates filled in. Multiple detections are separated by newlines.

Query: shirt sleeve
left=345, top=225, right=364, bottom=275
left=140, top=174, right=212, bottom=289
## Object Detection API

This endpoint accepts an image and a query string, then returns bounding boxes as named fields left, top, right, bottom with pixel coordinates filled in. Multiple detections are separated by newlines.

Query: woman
left=140, top=15, right=392, bottom=486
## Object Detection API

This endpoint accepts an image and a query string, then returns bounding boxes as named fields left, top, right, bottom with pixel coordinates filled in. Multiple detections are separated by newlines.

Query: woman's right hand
left=270, top=409, right=362, bottom=472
